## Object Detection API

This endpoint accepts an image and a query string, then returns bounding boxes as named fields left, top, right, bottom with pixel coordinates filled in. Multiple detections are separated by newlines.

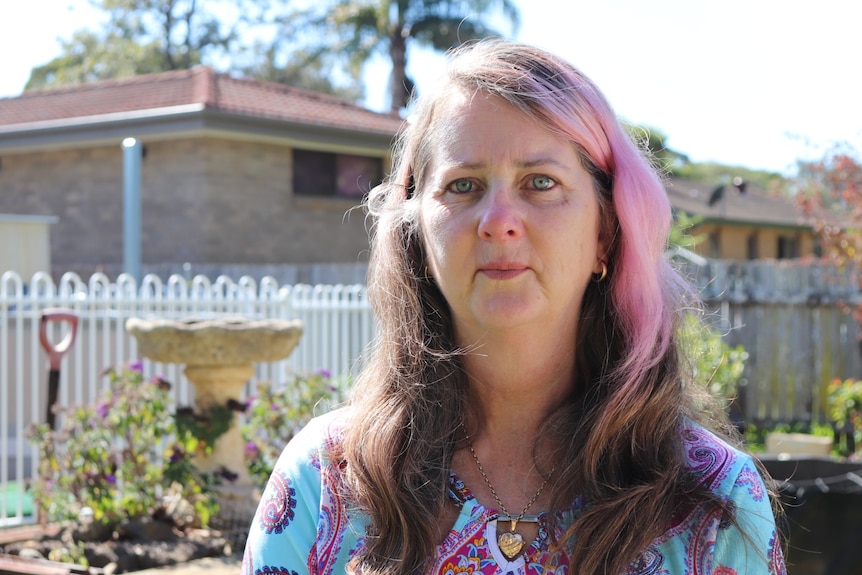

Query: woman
left=243, top=40, right=785, bottom=575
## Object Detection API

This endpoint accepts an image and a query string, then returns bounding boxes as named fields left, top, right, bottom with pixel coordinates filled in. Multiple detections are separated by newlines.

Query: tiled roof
left=666, top=178, right=810, bottom=228
left=0, top=66, right=404, bottom=135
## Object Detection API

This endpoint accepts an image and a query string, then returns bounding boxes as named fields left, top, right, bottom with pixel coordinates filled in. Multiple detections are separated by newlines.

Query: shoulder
left=278, top=407, right=353, bottom=468
left=268, top=409, right=349, bottom=494
left=679, top=423, right=767, bottom=503
left=293, top=406, right=352, bottom=444
left=243, top=407, right=361, bottom=574
left=643, top=424, right=785, bottom=574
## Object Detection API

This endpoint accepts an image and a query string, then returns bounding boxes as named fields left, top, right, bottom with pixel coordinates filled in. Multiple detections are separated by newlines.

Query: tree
left=275, top=0, right=519, bottom=112
left=239, top=42, right=364, bottom=101
left=796, top=146, right=862, bottom=270
left=624, top=124, right=689, bottom=174
left=26, top=28, right=167, bottom=89
left=26, top=0, right=295, bottom=91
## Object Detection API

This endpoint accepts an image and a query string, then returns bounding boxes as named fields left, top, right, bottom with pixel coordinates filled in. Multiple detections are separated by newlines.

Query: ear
left=593, top=209, right=618, bottom=274
left=593, top=228, right=610, bottom=275
left=406, top=171, right=416, bottom=199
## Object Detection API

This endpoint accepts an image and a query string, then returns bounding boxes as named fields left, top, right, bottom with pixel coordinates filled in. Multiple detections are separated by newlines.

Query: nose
left=477, top=188, right=523, bottom=240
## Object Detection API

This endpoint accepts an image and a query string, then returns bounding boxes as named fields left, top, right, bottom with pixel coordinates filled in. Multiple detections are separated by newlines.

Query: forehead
left=423, top=88, right=578, bottom=170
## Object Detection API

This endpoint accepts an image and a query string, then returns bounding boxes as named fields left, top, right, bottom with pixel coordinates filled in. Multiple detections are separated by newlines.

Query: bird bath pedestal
left=126, top=316, right=303, bottom=525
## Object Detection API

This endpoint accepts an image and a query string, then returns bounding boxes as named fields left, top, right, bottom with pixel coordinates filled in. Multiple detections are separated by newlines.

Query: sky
left=1, top=0, right=859, bottom=175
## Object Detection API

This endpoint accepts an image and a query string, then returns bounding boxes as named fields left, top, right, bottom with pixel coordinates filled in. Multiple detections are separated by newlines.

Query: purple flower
left=105, top=474, right=117, bottom=485
left=168, top=445, right=185, bottom=463
left=129, top=360, right=144, bottom=373
left=244, top=441, right=260, bottom=459
left=96, top=402, right=111, bottom=418
left=315, top=368, right=332, bottom=379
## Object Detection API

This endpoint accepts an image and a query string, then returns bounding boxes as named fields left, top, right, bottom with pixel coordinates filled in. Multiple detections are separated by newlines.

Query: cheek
left=422, top=218, right=448, bottom=277
left=419, top=204, right=452, bottom=272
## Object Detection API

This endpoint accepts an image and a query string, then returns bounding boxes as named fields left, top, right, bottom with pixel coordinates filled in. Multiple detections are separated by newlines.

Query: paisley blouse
left=242, top=409, right=786, bottom=575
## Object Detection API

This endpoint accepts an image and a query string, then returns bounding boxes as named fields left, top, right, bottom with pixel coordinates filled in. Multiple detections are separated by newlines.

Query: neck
left=461, top=327, right=576, bottom=432
left=451, top=319, right=576, bottom=512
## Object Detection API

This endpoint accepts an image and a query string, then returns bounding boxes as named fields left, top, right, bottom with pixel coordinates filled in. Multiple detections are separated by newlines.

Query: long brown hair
left=343, top=39, right=741, bottom=575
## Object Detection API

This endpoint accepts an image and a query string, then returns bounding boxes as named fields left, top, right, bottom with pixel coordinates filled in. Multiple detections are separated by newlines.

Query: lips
left=478, top=261, right=529, bottom=279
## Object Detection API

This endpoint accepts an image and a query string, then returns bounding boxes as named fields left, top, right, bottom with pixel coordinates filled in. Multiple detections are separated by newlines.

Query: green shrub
left=27, top=362, right=217, bottom=531
left=679, top=314, right=748, bottom=413
left=241, top=370, right=344, bottom=487
left=828, top=377, right=862, bottom=457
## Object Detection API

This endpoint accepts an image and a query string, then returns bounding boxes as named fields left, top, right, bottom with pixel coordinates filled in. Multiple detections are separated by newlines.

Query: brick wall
left=0, top=137, right=373, bottom=278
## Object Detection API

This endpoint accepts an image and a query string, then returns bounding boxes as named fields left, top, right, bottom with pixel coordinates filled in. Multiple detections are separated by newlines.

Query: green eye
left=531, top=175, right=554, bottom=190
left=451, top=180, right=474, bottom=193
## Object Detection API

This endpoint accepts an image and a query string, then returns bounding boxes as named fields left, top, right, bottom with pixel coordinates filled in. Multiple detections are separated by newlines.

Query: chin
left=472, top=299, right=543, bottom=329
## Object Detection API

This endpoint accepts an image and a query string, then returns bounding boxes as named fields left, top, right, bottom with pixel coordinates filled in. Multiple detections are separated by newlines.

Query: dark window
left=777, top=235, right=799, bottom=259
left=293, top=149, right=382, bottom=198
left=747, top=233, right=758, bottom=260
left=708, top=231, right=721, bottom=258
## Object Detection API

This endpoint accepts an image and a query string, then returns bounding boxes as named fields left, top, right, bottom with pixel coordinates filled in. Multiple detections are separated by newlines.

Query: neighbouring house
left=666, top=177, right=816, bottom=260
left=0, top=66, right=403, bottom=282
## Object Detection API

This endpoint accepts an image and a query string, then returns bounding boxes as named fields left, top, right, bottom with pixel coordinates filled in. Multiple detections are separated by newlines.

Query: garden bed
left=0, top=522, right=233, bottom=574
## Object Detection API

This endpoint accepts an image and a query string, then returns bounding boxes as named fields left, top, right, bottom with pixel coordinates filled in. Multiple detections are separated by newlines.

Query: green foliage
left=827, top=378, right=862, bottom=456
left=678, top=314, right=748, bottom=408
left=26, top=363, right=217, bottom=531
left=276, top=0, right=520, bottom=110
left=239, top=43, right=364, bottom=101
left=174, top=403, right=234, bottom=457
left=241, top=370, right=344, bottom=486
left=24, top=0, right=297, bottom=92
left=624, top=123, right=689, bottom=174
left=26, top=29, right=167, bottom=90
left=741, top=421, right=835, bottom=454
left=673, top=161, right=787, bottom=193
left=48, top=540, right=89, bottom=567
left=669, top=211, right=705, bottom=251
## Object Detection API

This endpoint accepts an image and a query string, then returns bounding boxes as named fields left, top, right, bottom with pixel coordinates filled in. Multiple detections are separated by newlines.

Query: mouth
left=477, top=262, right=529, bottom=280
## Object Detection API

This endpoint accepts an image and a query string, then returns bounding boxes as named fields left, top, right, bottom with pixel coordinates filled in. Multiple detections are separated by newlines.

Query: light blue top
left=242, top=409, right=786, bottom=575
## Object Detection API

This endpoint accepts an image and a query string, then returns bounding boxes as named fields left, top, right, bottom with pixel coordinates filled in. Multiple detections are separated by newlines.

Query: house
left=0, top=66, right=403, bottom=282
left=666, top=177, right=816, bottom=260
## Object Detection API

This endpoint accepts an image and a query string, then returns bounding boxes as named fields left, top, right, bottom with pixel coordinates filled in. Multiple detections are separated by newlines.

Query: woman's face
left=418, top=90, right=606, bottom=345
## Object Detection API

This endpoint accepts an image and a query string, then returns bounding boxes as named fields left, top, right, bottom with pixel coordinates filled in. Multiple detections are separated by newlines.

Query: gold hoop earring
left=592, top=260, right=608, bottom=283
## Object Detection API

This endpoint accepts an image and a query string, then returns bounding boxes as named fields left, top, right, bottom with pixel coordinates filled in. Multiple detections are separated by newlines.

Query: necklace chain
left=462, top=424, right=554, bottom=526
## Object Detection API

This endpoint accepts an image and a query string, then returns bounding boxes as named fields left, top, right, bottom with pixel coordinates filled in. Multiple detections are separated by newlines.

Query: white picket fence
left=0, top=270, right=376, bottom=527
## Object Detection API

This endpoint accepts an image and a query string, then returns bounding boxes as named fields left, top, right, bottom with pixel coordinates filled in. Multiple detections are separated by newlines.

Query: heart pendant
left=498, top=531, right=525, bottom=561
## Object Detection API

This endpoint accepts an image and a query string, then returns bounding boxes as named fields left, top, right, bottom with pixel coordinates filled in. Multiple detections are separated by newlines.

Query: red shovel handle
left=39, top=308, right=79, bottom=370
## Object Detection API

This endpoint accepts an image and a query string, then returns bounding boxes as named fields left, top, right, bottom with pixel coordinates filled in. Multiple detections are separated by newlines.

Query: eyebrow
left=446, top=156, right=571, bottom=171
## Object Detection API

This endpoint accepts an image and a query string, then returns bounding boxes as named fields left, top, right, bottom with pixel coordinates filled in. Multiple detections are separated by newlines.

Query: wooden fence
left=677, top=258, right=862, bottom=425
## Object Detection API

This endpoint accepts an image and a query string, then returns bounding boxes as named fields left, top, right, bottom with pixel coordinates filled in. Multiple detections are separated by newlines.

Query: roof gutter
left=0, top=105, right=397, bottom=156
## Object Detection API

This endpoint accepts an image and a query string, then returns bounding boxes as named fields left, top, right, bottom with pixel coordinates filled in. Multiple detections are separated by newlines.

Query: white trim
left=0, top=104, right=206, bottom=135
left=0, top=214, right=58, bottom=224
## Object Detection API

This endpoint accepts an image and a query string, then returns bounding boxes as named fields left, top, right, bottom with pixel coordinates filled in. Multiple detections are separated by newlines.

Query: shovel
left=39, top=308, right=79, bottom=430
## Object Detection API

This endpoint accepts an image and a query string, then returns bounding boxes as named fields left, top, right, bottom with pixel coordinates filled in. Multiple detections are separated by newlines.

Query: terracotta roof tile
left=0, top=66, right=404, bottom=135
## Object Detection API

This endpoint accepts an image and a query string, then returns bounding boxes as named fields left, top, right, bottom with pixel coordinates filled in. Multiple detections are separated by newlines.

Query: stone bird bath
left=126, top=316, right=303, bottom=523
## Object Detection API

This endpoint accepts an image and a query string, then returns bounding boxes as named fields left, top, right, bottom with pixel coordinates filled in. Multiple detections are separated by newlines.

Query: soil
left=0, top=520, right=237, bottom=574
